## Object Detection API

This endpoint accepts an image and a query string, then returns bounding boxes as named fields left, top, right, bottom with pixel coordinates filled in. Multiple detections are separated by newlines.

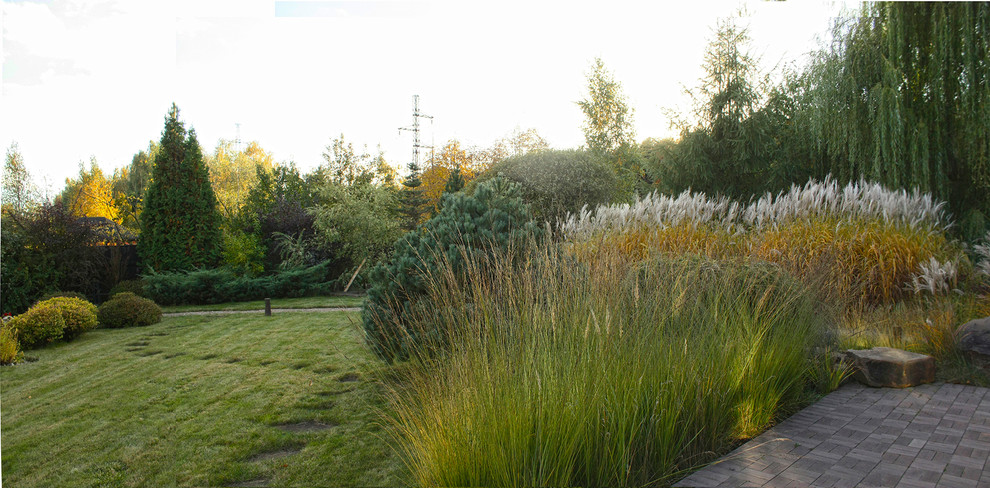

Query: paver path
left=674, top=382, right=990, bottom=488
left=164, top=307, right=360, bottom=316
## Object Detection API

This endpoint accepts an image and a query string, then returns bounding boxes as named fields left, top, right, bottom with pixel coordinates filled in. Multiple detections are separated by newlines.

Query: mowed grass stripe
left=0, top=311, right=404, bottom=487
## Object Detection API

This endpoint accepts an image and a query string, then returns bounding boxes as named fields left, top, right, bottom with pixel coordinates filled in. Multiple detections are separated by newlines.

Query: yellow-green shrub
left=7, top=297, right=99, bottom=349
left=45, top=297, right=98, bottom=340
left=1, top=322, right=22, bottom=365
left=8, top=302, right=65, bottom=349
left=98, top=292, right=162, bottom=329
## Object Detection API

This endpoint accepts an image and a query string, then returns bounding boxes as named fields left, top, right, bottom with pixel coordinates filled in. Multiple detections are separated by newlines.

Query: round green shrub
left=472, top=149, right=623, bottom=224
left=8, top=302, right=65, bottom=349
left=109, top=279, right=145, bottom=298
left=46, top=297, right=99, bottom=340
left=98, top=292, right=163, bottom=329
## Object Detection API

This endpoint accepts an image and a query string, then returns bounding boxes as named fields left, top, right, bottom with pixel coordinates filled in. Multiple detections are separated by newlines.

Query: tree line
left=2, top=2, right=986, bottom=313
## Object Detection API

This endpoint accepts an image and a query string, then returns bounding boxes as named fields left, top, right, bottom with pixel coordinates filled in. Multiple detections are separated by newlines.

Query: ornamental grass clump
left=562, top=177, right=957, bottom=306
left=383, top=242, right=829, bottom=486
left=1, top=322, right=23, bottom=365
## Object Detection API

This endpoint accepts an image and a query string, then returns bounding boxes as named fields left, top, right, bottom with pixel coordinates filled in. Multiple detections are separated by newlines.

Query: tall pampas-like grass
left=561, top=177, right=958, bottom=306
left=561, top=177, right=948, bottom=237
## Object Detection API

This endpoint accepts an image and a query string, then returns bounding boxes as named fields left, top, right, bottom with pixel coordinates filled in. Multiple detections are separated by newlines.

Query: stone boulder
left=956, top=316, right=990, bottom=357
left=841, top=347, right=935, bottom=388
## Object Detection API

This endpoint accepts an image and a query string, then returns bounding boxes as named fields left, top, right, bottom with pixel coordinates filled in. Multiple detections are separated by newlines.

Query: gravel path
left=164, top=307, right=361, bottom=316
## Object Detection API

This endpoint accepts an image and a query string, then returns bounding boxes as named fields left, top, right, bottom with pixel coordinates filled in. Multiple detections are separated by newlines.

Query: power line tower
left=234, top=123, right=244, bottom=152
left=397, top=95, right=433, bottom=230
left=398, top=95, right=433, bottom=168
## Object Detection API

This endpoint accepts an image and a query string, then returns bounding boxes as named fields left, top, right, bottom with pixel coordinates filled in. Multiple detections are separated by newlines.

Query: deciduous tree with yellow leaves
left=61, top=159, right=120, bottom=223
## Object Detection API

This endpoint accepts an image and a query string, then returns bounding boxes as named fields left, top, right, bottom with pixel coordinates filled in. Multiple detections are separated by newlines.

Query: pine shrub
left=98, top=292, right=162, bottom=329
left=363, top=176, right=541, bottom=362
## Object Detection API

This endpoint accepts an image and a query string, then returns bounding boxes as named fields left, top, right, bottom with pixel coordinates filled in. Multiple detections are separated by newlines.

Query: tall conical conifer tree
left=140, top=104, right=223, bottom=271
left=399, top=161, right=426, bottom=231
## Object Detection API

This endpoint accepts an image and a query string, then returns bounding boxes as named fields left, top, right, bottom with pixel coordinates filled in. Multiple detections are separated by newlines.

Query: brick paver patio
left=674, top=382, right=990, bottom=488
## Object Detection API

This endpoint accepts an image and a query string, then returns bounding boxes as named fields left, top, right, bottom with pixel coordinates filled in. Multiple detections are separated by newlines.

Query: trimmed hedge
left=143, top=261, right=343, bottom=306
left=98, top=293, right=162, bottom=329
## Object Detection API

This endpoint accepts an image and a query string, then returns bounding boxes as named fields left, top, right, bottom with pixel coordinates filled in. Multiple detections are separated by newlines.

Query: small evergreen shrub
left=98, top=293, right=163, bottom=329
left=46, top=297, right=98, bottom=340
left=363, top=176, right=541, bottom=362
left=143, top=261, right=341, bottom=306
left=109, top=279, right=146, bottom=298
left=1, top=322, right=22, bottom=365
left=8, top=302, right=65, bottom=349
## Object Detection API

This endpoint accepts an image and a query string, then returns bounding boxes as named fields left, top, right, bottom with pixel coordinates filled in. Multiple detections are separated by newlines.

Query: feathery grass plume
left=907, top=257, right=959, bottom=296
left=384, top=239, right=830, bottom=486
left=561, top=177, right=948, bottom=237
left=561, top=177, right=956, bottom=306
left=975, top=231, right=990, bottom=278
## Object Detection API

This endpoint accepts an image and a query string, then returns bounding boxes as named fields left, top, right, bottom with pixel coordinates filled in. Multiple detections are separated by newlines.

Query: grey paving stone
left=673, top=383, right=990, bottom=488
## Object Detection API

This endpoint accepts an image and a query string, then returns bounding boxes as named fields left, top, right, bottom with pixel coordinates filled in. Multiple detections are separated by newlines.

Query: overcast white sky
left=1, top=0, right=856, bottom=193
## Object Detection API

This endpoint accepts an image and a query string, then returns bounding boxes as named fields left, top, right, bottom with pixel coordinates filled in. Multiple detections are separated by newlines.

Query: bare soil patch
left=274, top=421, right=337, bottom=433
left=247, top=445, right=303, bottom=463
left=226, top=478, right=270, bottom=487
left=337, top=372, right=360, bottom=383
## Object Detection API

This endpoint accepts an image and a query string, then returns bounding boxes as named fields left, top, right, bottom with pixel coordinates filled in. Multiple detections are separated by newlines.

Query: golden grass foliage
left=565, top=179, right=959, bottom=307
left=571, top=217, right=950, bottom=307
left=0, top=322, right=22, bottom=365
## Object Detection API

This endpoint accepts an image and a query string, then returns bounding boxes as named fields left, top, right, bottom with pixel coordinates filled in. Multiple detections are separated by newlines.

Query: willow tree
left=803, top=2, right=990, bottom=238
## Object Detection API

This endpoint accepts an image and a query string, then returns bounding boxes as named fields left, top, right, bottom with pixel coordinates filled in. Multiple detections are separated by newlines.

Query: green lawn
left=0, top=310, right=404, bottom=487
left=160, top=295, right=365, bottom=313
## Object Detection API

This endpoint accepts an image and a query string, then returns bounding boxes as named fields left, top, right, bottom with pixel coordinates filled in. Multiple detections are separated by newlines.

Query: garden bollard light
left=265, top=298, right=272, bottom=316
